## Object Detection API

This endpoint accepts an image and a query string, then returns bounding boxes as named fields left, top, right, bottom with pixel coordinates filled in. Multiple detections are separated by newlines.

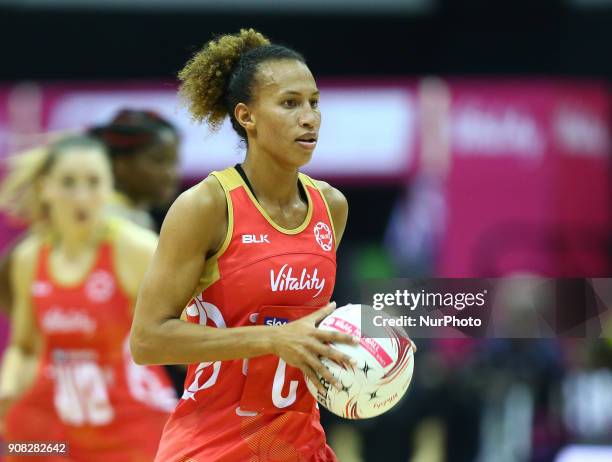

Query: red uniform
left=5, top=220, right=176, bottom=462
left=155, top=167, right=338, bottom=462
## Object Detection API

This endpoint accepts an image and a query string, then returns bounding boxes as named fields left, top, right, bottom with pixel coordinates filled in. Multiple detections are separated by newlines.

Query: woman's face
left=248, top=59, right=321, bottom=168
left=115, top=130, right=180, bottom=207
left=41, top=147, right=113, bottom=231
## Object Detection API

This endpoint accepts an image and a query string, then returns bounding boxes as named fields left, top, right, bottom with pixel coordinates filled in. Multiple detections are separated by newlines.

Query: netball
left=306, top=304, right=415, bottom=419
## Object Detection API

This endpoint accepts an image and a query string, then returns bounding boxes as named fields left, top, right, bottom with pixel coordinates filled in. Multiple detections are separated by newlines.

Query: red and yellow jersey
left=5, top=219, right=176, bottom=462
left=156, top=167, right=338, bottom=462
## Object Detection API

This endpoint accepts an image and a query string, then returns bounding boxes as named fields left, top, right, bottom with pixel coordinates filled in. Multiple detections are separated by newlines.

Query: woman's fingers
left=303, top=351, right=341, bottom=391
left=315, top=329, right=359, bottom=346
left=302, top=365, right=328, bottom=395
left=304, top=302, right=336, bottom=326
left=309, top=341, right=356, bottom=368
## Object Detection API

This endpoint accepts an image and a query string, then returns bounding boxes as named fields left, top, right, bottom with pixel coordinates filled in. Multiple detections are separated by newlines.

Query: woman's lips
left=296, top=140, right=317, bottom=150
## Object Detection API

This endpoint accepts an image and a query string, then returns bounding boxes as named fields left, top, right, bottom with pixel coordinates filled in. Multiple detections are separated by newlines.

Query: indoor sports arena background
left=0, top=0, right=610, bottom=461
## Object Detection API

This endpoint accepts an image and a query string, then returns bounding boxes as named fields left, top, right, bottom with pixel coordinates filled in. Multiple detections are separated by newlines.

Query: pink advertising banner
left=437, top=80, right=610, bottom=277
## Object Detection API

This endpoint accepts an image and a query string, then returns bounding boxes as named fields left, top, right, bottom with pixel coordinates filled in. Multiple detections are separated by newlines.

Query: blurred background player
left=88, top=108, right=181, bottom=231
left=129, top=29, right=371, bottom=462
left=0, top=109, right=180, bottom=315
left=88, top=109, right=186, bottom=393
left=0, top=135, right=177, bottom=461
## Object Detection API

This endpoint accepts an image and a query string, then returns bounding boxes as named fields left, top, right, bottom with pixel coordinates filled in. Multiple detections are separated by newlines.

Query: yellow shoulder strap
left=103, top=215, right=124, bottom=242
left=298, top=171, right=317, bottom=189
left=210, top=166, right=244, bottom=193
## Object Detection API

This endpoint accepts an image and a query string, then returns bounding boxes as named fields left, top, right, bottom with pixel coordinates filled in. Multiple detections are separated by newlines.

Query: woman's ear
left=234, top=103, right=256, bottom=133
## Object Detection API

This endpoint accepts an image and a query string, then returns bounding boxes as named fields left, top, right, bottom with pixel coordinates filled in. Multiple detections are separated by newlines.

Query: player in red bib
left=0, top=135, right=176, bottom=461
left=130, top=29, right=360, bottom=461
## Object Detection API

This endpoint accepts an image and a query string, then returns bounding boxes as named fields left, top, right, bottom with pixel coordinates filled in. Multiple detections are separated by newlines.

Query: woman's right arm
left=0, top=245, right=14, bottom=314
left=0, top=235, right=40, bottom=401
left=130, top=177, right=356, bottom=392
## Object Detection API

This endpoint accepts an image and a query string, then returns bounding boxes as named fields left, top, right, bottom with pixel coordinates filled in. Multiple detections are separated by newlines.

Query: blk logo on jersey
left=314, top=222, right=333, bottom=252
left=270, top=264, right=326, bottom=298
left=263, top=316, right=289, bottom=326
left=242, top=234, right=270, bottom=244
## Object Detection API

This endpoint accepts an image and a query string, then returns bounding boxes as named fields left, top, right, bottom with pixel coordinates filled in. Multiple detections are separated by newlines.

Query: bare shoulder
left=10, top=232, right=41, bottom=295
left=113, top=218, right=158, bottom=257
left=9, top=233, right=42, bottom=352
left=314, top=180, right=348, bottom=215
left=178, top=175, right=227, bottom=221
left=12, top=233, right=40, bottom=276
left=159, top=175, right=228, bottom=256
left=313, top=179, right=349, bottom=247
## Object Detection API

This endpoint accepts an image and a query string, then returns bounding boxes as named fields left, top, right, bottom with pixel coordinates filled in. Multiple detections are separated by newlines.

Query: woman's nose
left=299, top=109, right=318, bottom=128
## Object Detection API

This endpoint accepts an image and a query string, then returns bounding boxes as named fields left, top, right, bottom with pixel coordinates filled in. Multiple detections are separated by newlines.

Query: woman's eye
left=61, top=176, right=75, bottom=188
left=283, top=100, right=297, bottom=108
left=311, top=100, right=319, bottom=109
left=88, top=176, right=100, bottom=187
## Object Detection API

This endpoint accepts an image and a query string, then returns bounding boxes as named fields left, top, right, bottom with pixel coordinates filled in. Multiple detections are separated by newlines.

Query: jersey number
left=53, top=354, right=114, bottom=426
left=271, top=358, right=299, bottom=408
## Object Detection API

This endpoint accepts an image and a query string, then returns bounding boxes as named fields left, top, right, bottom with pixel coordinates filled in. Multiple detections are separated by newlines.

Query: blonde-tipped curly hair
left=178, top=28, right=305, bottom=141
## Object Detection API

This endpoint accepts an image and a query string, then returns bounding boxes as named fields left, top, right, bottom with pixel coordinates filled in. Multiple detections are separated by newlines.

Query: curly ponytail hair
left=178, top=28, right=305, bottom=141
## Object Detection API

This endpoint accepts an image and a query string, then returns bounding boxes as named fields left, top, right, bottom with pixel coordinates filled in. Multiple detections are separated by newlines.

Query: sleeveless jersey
left=5, top=219, right=177, bottom=462
left=155, top=167, right=339, bottom=462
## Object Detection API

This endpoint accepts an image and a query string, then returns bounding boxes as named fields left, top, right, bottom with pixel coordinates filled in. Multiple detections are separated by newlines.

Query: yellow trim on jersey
left=298, top=173, right=338, bottom=248
left=191, top=169, right=235, bottom=297
left=104, top=215, right=124, bottom=240
left=208, top=169, right=235, bottom=260
left=232, top=167, right=314, bottom=235
left=211, top=166, right=245, bottom=192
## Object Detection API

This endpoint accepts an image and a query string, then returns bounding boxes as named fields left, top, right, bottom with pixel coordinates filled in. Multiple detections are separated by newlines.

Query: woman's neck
left=241, top=152, right=301, bottom=207
left=52, top=218, right=105, bottom=259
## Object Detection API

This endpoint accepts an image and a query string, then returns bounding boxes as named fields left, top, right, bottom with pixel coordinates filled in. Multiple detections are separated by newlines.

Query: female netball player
left=0, top=110, right=180, bottom=315
left=89, top=109, right=186, bottom=394
left=0, top=135, right=176, bottom=461
left=130, top=29, right=359, bottom=461
left=88, top=109, right=180, bottom=230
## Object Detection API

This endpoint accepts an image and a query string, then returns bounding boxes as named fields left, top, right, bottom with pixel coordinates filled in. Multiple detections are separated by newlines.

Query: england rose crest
left=85, top=270, right=115, bottom=303
left=313, top=221, right=333, bottom=252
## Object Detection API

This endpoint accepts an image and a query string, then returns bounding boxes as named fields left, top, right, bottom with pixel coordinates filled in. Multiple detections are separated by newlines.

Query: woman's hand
left=269, top=302, right=359, bottom=395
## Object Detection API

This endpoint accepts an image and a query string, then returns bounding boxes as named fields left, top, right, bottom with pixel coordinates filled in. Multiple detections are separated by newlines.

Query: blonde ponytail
left=0, top=145, right=51, bottom=224
left=0, top=133, right=103, bottom=225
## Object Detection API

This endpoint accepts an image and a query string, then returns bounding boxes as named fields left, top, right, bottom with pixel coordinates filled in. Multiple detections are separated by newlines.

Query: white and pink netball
left=305, top=304, right=415, bottom=419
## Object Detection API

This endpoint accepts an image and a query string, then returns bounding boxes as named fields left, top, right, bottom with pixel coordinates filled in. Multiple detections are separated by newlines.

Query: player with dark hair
left=88, top=109, right=180, bottom=230
left=130, top=29, right=359, bottom=461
